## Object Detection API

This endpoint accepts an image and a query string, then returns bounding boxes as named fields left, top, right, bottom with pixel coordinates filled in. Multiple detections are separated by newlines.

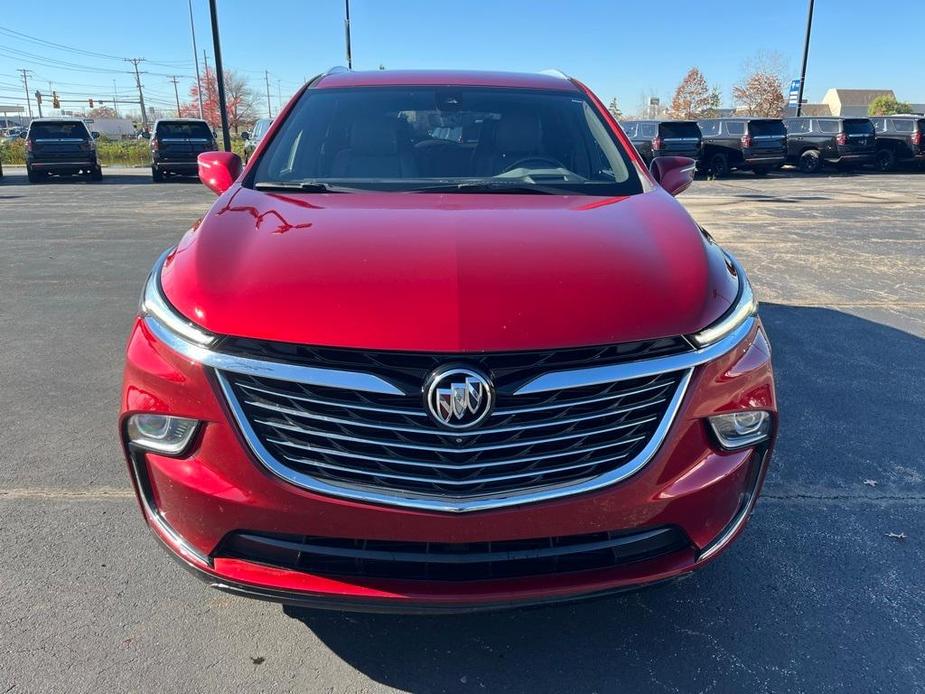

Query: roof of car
left=314, top=69, right=579, bottom=91
left=29, top=117, right=85, bottom=123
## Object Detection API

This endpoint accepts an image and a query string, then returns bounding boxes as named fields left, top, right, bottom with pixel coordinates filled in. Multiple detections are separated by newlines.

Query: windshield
left=29, top=121, right=89, bottom=140
left=156, top=121, right=212, bottom=139
left=252, top=86, right=642, bottom=195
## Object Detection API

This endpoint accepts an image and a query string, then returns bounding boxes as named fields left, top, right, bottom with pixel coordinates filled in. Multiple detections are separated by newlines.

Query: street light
left=795, top=0, right=815, bottom=117
left=208, top=0, right=232, bottom=151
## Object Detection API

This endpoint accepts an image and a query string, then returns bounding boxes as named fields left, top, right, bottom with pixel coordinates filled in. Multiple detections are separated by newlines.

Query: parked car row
left=5, top=113, right=923, bottom=185
left=621, top=115, right=924, bottom=176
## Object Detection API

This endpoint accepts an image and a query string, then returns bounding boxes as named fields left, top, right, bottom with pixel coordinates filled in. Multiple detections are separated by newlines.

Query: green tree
left=607, top=98, right=623, bottom=120
left=868, top=95, right=912, bottom=116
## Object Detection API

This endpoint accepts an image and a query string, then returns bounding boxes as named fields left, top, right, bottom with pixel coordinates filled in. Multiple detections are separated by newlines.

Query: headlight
left=126, top=414, right=200, bottom=455
left=708, top=410, right=771, bottom=450
left=141, top=250, right=215, bottom=347
left=689, top=254, right=758, bottom=347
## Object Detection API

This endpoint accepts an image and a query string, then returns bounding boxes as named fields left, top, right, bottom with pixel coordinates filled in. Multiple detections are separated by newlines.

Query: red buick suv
left=120, top=69, right=776, bottom=612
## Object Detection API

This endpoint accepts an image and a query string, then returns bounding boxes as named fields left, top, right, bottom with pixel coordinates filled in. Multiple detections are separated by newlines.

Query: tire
left=798, top=149, right=822, bottom=174
left=152, top=166, right=164, bottom=183
left=90, top=166, right=103, bottom=181
left=752, top=167, right=770, bottom=177
left=875, top=148, right=896, bottom=172
left=27, top=166, right=41, bottom=183
left=710, top=153, right=730, bottom=178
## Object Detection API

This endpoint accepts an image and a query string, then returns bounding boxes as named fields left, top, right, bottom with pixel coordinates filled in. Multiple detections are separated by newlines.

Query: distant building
left=822, top=89, right=894, bottom=117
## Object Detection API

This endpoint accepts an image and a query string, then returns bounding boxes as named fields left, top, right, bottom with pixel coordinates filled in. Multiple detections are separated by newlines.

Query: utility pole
left=208, top=0, right=231, bottom=151
left=125, top=58, right=148, bottom=131
left=796, top=0, right=815, bottom=117
left=34, top=90, right=43, bottom=118
left=18, top=69, right=34, bottom=118
left=112, top=79, right=120, bottom=118
left=264, top=70, right=272, bottom=118
left=277, top=79, right=282, bottom=114
left=168, top=76, right=182, bottom=117
left=189, top=0, right=204, bottom=119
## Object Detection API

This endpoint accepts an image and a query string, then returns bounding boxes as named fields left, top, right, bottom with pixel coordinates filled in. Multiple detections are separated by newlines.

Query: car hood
left=160, top=186, right=738, bottom=352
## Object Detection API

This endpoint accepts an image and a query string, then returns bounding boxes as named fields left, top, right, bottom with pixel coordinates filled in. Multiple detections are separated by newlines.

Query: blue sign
left=788, top=79, right=802, bottom=106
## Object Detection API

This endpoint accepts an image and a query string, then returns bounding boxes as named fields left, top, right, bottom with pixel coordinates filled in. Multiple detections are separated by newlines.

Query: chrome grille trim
left=252, top=414, right=660, bottom=454
left=265, top=435, right=646, bottom=470
left=515, top=316, right=754, bottom=394
left=280, top=453, right=627, bottom=486
left=144, top=315, right=405, bottom=396
left=243, top=396, right=667, bottom=437
left=215, top=368, right=695, bottom=513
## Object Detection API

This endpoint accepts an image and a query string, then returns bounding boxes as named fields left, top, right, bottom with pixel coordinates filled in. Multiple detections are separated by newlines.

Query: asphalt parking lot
left=1, top=167, right=923, bottom=693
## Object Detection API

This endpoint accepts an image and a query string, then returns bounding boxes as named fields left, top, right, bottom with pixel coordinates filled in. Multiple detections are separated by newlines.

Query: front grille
left=215, top=526, right=691, bottom=581
left=217, top=341, right=690, bottom=503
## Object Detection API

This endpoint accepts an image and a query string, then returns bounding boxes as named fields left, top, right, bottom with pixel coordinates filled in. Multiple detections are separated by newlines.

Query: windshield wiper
left=254, top=181, right=360, bottom=193
left=412, top=181, right=566, bottom=195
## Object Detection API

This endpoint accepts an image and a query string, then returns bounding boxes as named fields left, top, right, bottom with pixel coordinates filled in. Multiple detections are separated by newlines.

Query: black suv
left=620, top=120, right=702, bottom=165
left=25, top=118, right=102, bottom=182
left=783, top=117, right=876, bottom=173
left=697, top=118, right=787, bottom=176
left=871, top=116, right=925, bottom=171
left=150, top=119, right=216, bottom=181
left=242, top=118, right=272, bottom=163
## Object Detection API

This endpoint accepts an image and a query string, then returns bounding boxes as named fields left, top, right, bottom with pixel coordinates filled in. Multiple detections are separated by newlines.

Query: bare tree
left=733, top=52, right=787, bottom=117
left=223, top=70, right=259, bottom=134
left=668, top=68, right=717, bottom=120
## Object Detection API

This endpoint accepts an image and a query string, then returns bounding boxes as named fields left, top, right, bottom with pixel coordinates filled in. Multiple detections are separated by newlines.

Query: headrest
left=495, top=112, right=543, bottom=152
left=349, top=117, right=399, bottom=156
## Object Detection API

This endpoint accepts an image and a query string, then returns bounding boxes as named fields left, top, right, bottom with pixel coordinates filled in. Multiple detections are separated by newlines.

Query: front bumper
left=121, top=316, right=776, bottom=612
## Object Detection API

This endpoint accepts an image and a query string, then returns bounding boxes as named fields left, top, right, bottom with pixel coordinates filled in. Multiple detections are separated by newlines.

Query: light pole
left=189, top=0, right=204, bottom=119
left=344, top=0, right=353, bottom=69
left=208, top=0, right=232, bottom=151
left=795, top=0, right=815, bottom=117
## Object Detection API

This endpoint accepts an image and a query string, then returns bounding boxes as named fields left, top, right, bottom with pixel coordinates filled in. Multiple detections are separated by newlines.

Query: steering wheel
left=501, top=156, right=567, bottom=173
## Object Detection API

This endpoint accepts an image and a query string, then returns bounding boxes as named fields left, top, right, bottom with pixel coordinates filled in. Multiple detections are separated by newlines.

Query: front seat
left=330, top=117, right=418, bottom=178
left=472, top=112, right=545, bottom=176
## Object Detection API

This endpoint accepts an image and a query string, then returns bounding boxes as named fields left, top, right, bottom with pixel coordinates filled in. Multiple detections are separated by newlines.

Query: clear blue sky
left=1, top=0, right=922, bottom=118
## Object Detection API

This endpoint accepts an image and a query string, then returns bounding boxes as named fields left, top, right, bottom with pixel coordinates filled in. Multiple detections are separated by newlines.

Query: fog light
left=126, top=414, right=199, bottom=455
left=708, top=411, right=771, bottom=450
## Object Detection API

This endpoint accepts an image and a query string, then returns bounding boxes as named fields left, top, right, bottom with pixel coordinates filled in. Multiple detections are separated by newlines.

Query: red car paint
left=121, top=70, right=776, bottom=612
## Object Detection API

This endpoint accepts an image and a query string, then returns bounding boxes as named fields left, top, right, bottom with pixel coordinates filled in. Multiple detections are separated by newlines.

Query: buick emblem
left=425, top=367, right=494, bottom=429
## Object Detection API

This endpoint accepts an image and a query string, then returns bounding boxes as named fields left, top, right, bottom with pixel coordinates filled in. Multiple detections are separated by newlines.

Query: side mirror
left=240, top=131, right=250, bottom=141
left=91, top=131, right=101, bottom=140
left=649, top=156, right=695, bottom=197
left=19, top=131, right=27, bottom=139
left=198, top=151, right=242, bottom=195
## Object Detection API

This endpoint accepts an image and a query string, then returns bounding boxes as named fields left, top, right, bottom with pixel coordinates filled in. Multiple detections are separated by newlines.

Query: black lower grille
left=216, top=527, right=690, bottom=581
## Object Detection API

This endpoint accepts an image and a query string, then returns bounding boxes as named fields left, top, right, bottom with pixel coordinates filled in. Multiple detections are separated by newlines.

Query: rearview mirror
left=649, top=156, right=696, bottom=197
left=198, top=151, right=242, bottom=195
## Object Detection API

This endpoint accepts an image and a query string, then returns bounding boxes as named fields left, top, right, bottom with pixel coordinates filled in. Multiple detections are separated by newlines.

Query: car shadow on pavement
left=281, top=304, right=924, bottom=692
